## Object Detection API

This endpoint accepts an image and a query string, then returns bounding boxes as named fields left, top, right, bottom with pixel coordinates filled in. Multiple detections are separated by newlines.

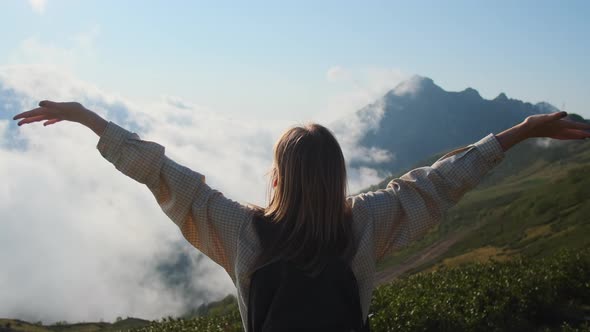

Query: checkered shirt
left=96, top=121, right=505, bottom=330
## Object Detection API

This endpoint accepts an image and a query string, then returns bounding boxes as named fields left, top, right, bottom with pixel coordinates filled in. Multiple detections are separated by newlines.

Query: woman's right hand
left=523, top=112, right=590, bottom=140
left=13, top=100, right=108, bottom=136
left=495, top=111, right=590, bottom=152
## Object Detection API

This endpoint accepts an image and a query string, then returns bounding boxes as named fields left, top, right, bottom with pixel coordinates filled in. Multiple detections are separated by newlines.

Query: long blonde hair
left=255, top=123, right=355, bottom=275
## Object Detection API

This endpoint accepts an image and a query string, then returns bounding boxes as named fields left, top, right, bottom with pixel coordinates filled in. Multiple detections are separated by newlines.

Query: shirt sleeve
left=96, top=121, right=251, bottom=278
left=348, top=134, right=505, bottom=262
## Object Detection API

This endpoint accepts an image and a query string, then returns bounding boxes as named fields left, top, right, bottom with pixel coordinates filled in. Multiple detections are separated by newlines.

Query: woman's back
left=247, top=214, right=368, bottom=332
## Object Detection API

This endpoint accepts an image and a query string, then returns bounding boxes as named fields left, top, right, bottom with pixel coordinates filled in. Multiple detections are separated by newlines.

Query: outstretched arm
left=13, top=101, right=251, bottom=280
left=348, top=111, right=590, bottom=262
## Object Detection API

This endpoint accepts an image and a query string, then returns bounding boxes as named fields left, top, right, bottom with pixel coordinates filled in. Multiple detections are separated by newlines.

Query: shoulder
left=347, top=194, right=370, bottom=223
left=346, top=194, right=377, bottom=239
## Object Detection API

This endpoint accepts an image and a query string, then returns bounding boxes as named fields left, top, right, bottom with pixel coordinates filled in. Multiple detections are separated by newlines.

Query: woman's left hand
left=13, top=100, right=92, bottom=126
left=13, top=100, right=108, bottom=136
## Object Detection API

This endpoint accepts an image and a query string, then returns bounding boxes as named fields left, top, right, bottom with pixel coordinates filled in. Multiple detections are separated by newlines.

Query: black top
left=247, top=214, right=370, bottom=332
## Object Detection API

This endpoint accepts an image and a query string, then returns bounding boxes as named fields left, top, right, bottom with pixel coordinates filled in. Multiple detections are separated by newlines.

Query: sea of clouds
left=0, top=64, right=394, bottom=323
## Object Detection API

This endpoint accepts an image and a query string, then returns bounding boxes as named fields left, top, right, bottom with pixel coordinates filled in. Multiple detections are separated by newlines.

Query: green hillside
left=0, top=318, right=150, bottom=332
left=370, top=249, right=590, bottom=332
left=375, top=136, right=590, bottom=276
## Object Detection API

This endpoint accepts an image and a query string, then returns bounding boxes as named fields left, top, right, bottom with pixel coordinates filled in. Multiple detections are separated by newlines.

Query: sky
left=0, top=0, right=588, bottom=324
left=0, top=0, right=588, bottom=120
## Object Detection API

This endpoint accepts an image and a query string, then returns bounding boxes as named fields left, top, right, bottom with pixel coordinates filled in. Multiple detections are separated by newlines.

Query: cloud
left=321, top=67, right=411, bottom=190
left=9, top=26, right=100, bottom=70
left=532, top=137, right=570, bottom=149
left=330, top=99, right=394, bottom=183
left=318, top=66, right=408, bottom=123
left=0, top=64, right=397, bottom=323
left=71, top=25, right=101, bottom=49
left=0, top=66, right=260, bottom=323
left=392, top=75, right=427, bottom=97
left=347, top=166, right=384, bottom=192
left=28, top=0, right=47, bottom=14
left=326, top=66, right=349, bottom=82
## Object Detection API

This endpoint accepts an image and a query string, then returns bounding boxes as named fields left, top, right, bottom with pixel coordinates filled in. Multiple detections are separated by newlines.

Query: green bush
left=370, top=249, right=590, bottom=332
left=130, top=249, right=590, bottom=332
left=131, top=309, right=242, bottom=332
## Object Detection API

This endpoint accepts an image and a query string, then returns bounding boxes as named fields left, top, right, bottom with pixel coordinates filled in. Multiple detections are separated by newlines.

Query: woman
left=13, top=101, right=590, bottom=331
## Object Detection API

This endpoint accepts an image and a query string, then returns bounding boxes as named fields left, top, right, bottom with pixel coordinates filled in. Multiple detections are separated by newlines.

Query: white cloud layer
left=393, top=75, right=427, bottom=97
left=326, top=66, right=349, bottom=82
left=331, top=99, right=394, bottom=190
left=28, top=0, right=47, bottom=14
left=318, top=66, right=408, bottom=123
left=0, top=65, right=392, bottom=323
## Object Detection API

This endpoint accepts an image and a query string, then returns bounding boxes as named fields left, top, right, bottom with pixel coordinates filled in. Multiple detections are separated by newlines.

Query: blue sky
left=1, top=0, right=588, bottom=119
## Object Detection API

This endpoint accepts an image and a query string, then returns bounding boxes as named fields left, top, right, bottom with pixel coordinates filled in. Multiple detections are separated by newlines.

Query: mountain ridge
left=350, top=76, right=558, bottom=174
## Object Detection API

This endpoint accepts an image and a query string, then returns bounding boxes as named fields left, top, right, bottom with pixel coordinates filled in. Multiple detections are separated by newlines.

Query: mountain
left=351, top=75, right=557, bottom=173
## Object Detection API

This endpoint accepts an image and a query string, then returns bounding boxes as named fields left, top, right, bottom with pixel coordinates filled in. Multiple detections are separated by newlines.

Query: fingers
left=13, top=101, right=67, bottom=127
left=553, top=129, right=590, bottom=140
left=13, top=101, right=61, bottom=120
left=556, top=111, right=568, bottom=119
left=557, top=119, right=590, bottom=131
left=39, top=100, right=59, bottom=108
left=43, top=119, right=63, bottom=126
left=13, top=108, right=61, bottom=126
left=13, top=107, right=52, bottom=120
left=17, top=114, right=55, bottom=126
left=537, top=111, right=568, bottom=124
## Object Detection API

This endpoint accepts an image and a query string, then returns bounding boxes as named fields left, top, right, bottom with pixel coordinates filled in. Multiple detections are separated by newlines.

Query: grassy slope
left=0, top=318, right=150, bottom=332
left=376, top=137, right=590, bottom=276
left=0, top=319, right=53, bottom=332
left=370, top=249, right=590, bottom=332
